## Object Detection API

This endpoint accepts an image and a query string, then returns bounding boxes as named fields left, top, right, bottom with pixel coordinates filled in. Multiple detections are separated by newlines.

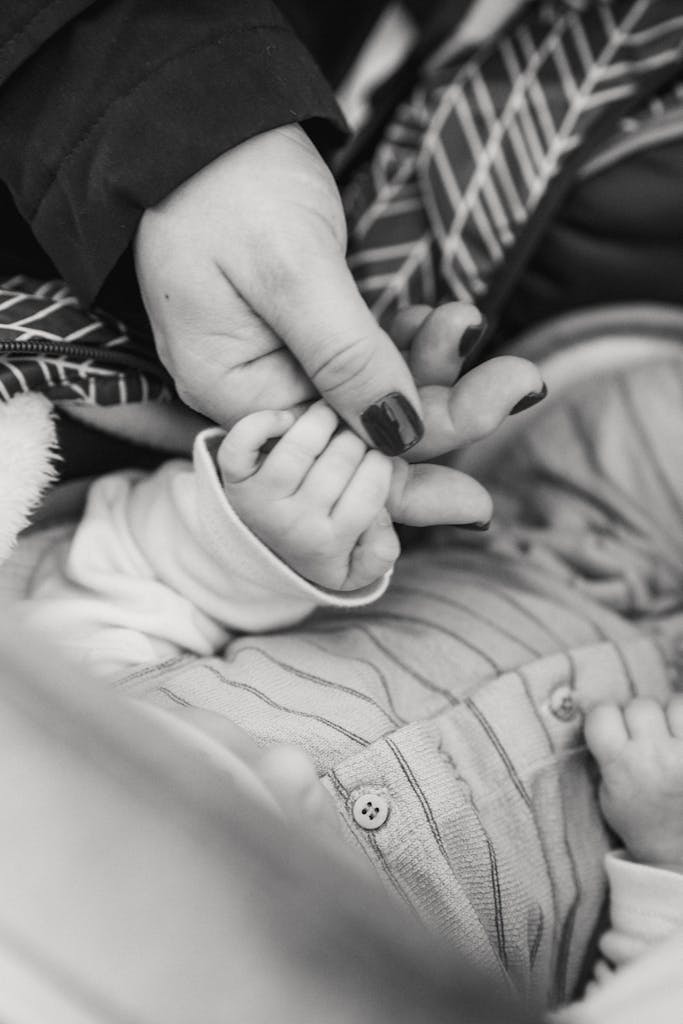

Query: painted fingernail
left=459, top=318, right=488, bottom=359
left=458, top=520, right=491, bottom=531
left=361, top=393, right=424, bottom=455
left=509, top=383, right=548, bottom=416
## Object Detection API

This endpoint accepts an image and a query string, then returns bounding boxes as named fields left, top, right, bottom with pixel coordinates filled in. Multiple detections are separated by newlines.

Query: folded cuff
left=194, top=428, right=391, bottom=613
left=606, top=849, right=683, bottom=942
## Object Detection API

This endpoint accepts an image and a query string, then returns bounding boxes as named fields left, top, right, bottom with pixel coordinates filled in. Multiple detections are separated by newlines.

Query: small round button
left=548, top=684, right=578, bottom=722
left=352, top=791, right=390, bottom=831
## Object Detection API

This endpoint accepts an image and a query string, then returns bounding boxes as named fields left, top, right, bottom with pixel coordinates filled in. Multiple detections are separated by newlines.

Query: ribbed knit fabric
left=115, top=349, right=683, bottom=1009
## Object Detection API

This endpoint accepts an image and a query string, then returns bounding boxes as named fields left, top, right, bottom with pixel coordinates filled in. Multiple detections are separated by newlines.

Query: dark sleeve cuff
left=0, top=7, right=347, bottom=304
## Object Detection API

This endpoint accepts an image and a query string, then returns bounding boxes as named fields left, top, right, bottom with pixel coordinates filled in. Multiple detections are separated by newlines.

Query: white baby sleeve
left=22, top=428, right=390, bottom=677
left=596, top=851, right=683, bottom=972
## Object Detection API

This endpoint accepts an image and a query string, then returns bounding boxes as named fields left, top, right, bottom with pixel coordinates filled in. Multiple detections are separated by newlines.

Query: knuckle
left=473, top=403, right=504, bottom=437
left=261, top=463, right=296, bottom=493
left=629, top=698, right=658, bottom=715
left=427, top=302, right=474, bottom=336
left=366, top=447, right=392, bottom=473
left=261, top=449, right=311, bottom=492
left=453, top=391, right=499, bottom=439
left=303, top=401, right=340, bottom=436
left=260, top=246, right=302, bottom=297
left=278, top=437, right=318, bottom=465
left=256, top=219, right=333, bottom=298
left=363, top=533, right=400, bottom=578
left=377, top=526, right=401, bottom=563
left=217, top=433, right=239, bottom=462
left=173, top=378, right=201, bottom=412
left=333, top=430, right=367, bottom=463
left=310, top=335, right=376, bottom=395
left=362, top=455, right=393, bottom=500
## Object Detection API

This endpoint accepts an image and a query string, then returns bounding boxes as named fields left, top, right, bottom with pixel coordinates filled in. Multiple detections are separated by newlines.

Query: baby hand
left=585, top=697, right=683, bottom=868
left=218, top=401, right=400, bottom=591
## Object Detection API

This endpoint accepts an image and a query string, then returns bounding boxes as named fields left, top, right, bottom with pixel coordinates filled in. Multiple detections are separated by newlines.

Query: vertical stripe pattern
left=113, top=350, right=683, bottom=1005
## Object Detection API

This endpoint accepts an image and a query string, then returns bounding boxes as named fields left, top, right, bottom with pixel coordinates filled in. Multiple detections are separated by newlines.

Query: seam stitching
left=0, top=0, right=74, bottom=61
left=29, top=24, right=293, bottom=223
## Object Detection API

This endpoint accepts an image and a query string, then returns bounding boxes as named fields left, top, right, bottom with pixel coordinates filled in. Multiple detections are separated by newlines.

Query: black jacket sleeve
left=0, top=1, right=347, bottom=304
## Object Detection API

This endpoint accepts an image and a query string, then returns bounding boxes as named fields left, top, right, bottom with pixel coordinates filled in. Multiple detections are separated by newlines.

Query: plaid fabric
left=345, top=0, right=683, bottom=327
left=0, top=276, right=169, bottom=406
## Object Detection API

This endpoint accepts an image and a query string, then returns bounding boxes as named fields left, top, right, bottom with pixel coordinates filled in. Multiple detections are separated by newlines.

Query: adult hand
left=135, top=123, right=425, bottom=456
left=135, top=123, right=547, bottom=521
left=383, top=304, right=546, bottom=527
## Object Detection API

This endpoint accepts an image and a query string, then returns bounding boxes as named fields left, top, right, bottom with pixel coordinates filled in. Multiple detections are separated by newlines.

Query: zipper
left=0, top=338, right=167, bottom=379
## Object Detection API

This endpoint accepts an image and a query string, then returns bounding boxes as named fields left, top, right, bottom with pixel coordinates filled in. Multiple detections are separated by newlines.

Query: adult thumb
left=249, top=245, right=424, bottom=456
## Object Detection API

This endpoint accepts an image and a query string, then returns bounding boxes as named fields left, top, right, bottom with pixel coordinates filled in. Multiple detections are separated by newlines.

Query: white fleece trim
left=0, top=394, right=58, bottom=565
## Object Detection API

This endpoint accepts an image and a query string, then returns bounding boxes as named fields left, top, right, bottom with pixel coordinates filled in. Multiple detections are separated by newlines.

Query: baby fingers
left=257, top=400, right=339, bottom=495
left=584, top=703, right=629, bottom=765
left=218, top=409, right=296, bottom=483
left=623, top=698, right=670, bottom=740
left=332, top=449, right=394, bottom=539
left=300, top=427, right=368, bottom=510
left=343, top=510, right=401, bottom=591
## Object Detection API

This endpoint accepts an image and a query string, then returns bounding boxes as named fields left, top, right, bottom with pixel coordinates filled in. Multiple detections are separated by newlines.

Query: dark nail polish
left=459, top=319, right=487, bottom=359
left=361, top=393, right=424, bottom=455
left=458, top=520, right=491, bottom=531
left=509, top=383, right=548, bottom=416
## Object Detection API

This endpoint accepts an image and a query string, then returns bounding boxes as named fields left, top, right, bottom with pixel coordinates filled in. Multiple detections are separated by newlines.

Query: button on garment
left=352, top=791, right=390, bottom=830
left=548, top=684, right=579, bottom=722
